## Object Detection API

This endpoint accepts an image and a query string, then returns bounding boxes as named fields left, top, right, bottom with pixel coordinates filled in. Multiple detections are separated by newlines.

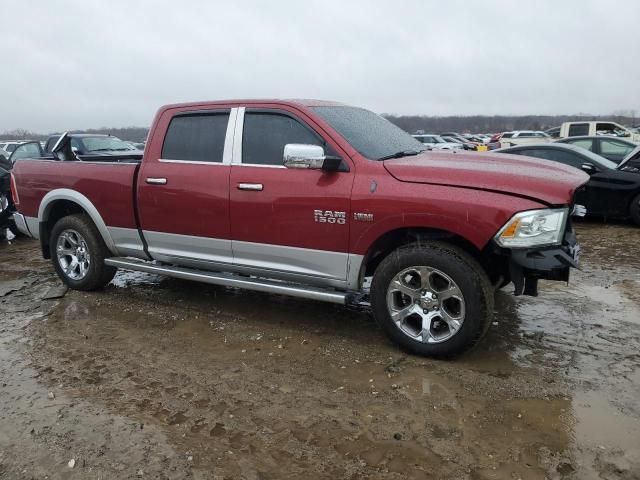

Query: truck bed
left=13, top=159, right=140, bottom=230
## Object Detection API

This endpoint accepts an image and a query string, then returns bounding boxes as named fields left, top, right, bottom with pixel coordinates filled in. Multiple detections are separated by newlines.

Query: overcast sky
left=2, top=0, right=639, bottom=132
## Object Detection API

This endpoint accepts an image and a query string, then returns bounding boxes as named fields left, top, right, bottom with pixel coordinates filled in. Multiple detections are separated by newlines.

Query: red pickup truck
left=10, top=99, right=588, bottom=356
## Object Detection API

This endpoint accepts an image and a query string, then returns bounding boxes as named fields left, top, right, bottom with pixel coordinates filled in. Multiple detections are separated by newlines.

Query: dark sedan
left=495, top=143, right=640, bottom=225
left=555, top=136, right=638, bottom=163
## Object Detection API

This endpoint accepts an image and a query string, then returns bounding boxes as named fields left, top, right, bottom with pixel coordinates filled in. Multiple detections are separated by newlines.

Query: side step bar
left=104, top=257, right=348, bottom=305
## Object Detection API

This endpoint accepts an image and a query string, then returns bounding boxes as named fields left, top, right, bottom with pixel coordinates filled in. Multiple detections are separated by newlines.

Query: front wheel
left=370, top=242, right=494, bottom=357
left=49, top=214, right=116, bottom=291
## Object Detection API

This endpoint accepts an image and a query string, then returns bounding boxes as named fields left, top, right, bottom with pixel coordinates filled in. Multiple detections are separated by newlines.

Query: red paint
left=12, top=99, right=588, bottom=259
left=13, top=160, right=138, bottom=228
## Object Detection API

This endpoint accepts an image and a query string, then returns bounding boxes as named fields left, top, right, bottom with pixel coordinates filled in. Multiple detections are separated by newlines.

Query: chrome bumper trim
left=12, top=213, right=32, bottom=237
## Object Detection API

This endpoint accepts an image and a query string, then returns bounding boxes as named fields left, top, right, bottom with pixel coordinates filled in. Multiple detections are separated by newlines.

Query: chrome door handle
left=237, top=183, right=263, bottom=191
left=146, top=177, right=167, bottom=185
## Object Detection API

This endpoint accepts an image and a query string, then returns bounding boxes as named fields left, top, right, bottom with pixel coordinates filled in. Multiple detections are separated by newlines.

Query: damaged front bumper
left=506, top=228, right=580, bottom=296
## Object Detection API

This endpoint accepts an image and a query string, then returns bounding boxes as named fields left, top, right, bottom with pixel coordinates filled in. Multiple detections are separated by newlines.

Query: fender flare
left=38, top=189, right=118, bottom=255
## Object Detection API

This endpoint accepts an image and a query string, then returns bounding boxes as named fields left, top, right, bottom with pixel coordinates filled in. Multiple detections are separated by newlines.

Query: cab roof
left=159, top=98, right=348, bottom=111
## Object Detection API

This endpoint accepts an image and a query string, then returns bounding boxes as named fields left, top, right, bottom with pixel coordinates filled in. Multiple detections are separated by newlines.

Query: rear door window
left=524, top=148, right=585, bottom=168
left=162, top=112, right=230, bottom=162
left=242, top=112, right=322, bottom=166
left=600, top=139, right=635, bottom=157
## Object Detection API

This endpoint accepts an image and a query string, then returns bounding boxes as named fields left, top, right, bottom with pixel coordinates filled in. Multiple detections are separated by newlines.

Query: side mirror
left=580, top=162, right=598, bottom=174
left=283, top=144, right=342, bottom=172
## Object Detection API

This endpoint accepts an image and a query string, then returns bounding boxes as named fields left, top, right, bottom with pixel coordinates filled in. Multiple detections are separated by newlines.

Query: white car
left=499, top=131, right=551, bottom=148
left=413, top=134, right=463, bottom=150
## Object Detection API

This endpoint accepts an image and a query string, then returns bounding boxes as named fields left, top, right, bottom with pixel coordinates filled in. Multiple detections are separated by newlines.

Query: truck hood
left=383, top=151, right=589, bottom=205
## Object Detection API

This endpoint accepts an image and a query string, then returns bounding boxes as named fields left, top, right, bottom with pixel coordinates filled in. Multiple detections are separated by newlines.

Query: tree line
left=1, top=113, right=638, bottom=140
left=383, top=113, right=638, bottom=134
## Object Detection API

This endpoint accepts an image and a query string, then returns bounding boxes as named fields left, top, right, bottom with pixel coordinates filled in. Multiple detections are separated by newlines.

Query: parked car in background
left=0, top=141, right=27, bottom=154
left=496, top=143, right=640, bottom=225
left=0, top=148, right=10, bottom=163
left=499, top=131, right=551, bottom=148
left=441, top=134, right=477, bottom=150
left=44, top=134, right=144, bottom=156
left=555, top=136, right=638, bottom=163
left=463, top=135, right=487, bottom=144
left=412, top=134, right=463, bottom=150
left=559, top=121, right=640, bottom=142
left=11, top=99, right=588, bottom=357
left=545, top=126, right=561, bottom=138
left=127, top=141, right=146, bottom=150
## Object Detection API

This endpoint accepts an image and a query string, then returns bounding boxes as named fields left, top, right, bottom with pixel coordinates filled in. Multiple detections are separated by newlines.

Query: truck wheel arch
left=357, top=227, right=483, bottom=285
left=38, top=189, right=117, bottom=258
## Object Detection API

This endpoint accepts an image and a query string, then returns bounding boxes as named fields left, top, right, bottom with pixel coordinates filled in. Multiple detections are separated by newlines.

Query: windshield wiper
left=377, top=149, right=423, bottom=161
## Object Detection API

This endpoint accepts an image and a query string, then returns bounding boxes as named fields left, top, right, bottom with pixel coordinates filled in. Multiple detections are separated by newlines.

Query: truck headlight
left=495, top=208, right=568, bottom=248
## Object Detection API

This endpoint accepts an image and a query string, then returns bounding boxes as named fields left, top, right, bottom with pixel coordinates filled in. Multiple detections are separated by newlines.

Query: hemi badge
left=354, top=212, right=374, bottom=222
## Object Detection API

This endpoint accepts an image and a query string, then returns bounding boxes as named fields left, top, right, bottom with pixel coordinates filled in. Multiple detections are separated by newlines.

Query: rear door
left=137, top=108, right=236, bottom=268
left=7, top=141, right=44, bottom=164
left=228, top=107, right=354, bottom=286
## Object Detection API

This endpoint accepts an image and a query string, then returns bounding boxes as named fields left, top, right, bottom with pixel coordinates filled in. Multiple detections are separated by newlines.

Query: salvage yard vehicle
left=496, top=143, right=640, bottom=225
left=43, top=133, right=143, bottom=156
left=559, top=121, right=640, bottom=142
left=1, top=162, right=20, bottom=237
left=10, top=99, right=588, bottom=357
left=499, top=130, right=551, bottom=148
left=555, top=136, right=638, bottom=163
left=412, top=134, right=463, bottom=150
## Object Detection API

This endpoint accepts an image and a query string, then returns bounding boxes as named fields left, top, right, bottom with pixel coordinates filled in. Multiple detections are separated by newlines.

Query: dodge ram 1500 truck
left=10, top=99, right=589, bottom=357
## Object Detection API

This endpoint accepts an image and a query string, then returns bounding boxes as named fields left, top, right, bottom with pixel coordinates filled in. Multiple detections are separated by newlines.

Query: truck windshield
left=312, top=106, right=426, bottom=160
left=78, top=136, right=133, bottom=152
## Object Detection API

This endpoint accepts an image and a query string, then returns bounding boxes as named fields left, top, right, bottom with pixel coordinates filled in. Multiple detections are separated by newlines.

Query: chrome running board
left=105, top=257, right=348, bottom=304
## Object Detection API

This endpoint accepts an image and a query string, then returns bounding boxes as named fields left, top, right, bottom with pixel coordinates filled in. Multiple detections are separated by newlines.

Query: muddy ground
left=0, top=221, right=639, bottom=480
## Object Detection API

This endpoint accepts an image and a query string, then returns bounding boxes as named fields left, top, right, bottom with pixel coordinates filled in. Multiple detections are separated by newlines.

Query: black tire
left=370, top=241, right=494, bottom=358
left=630, top=193, right=640, bottom=226
left=49, top=214, right=116, bottom=291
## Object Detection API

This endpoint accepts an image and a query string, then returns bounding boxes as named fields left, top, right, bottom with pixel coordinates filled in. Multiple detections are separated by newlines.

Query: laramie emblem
left=314, top=210, right=346, bottom=224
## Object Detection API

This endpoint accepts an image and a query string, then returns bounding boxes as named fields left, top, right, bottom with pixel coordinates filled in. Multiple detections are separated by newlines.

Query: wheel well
left=40, top=200, right=87, bottom=259
left=360, top=228, right=483, bottom=279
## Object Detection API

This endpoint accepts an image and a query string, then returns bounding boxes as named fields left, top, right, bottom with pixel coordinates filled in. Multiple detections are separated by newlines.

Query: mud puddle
left=1, top=221, right=639, bottom=479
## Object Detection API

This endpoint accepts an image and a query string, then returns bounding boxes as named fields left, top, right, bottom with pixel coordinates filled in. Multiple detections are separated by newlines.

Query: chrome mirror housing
left=283, top=144, right=325, bottom=170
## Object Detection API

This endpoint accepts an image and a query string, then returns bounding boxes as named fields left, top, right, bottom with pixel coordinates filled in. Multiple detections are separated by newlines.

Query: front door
left=229, top=107, right=354, bottom=285
left=137, top=108, right=235, bottom=268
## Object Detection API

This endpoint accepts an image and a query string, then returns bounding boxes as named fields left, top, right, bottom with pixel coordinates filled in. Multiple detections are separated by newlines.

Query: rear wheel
left=630, top=193, right=640, bottom=226
left=370, top=242, right=493, bottom=357
left=49, top=214, right=116, bottom=290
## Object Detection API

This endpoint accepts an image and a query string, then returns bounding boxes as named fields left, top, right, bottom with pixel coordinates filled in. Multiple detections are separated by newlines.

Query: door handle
left=237, top=183, right=263, bottom=191
left=146, top=177, right=167, bottom=185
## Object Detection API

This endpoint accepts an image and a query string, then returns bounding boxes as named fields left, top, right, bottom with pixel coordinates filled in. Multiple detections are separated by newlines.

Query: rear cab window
left=162, top=111, right=230, bottom=162
left=568, top=123, right=590, bottom=136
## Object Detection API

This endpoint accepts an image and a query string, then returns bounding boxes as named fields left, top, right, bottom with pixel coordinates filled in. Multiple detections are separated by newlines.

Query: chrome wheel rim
left=56, top=229, right=91, bottom=280
left=386, top=266, right=466, bottom=344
